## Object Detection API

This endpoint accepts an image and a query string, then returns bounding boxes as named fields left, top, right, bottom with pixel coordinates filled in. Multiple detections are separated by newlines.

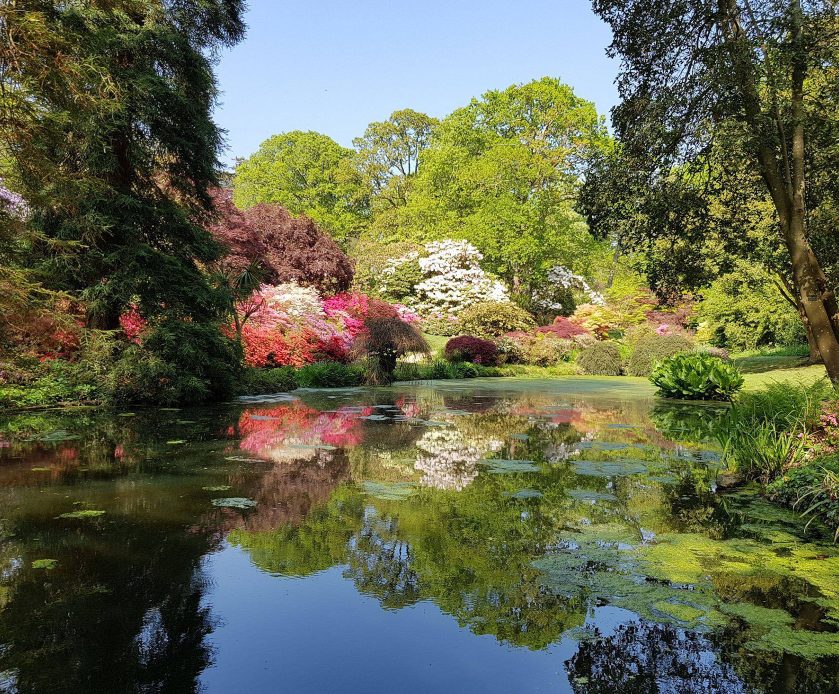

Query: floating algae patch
left=362, top=481, right=416, bottom=501
left=720, top=602, right=839, bottom=658
left=653, top=600, right=707, bottom=626
left=31, top=559, right=57, bottom=570
left=166, top=440, right=186, bottom=445
left=224, top=456, right=266, bottom=463
left=202, top=485, right=232, bottom=492
left=30, top=467, right=52, bottom=472
left=211, top=497, right=257, bottom=509
left=478, top=459, right=539, bottom=474
left=58, top=509, right=105, bottom=519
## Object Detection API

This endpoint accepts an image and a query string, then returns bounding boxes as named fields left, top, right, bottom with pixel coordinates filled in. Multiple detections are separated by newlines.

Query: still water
left=0, top=378, right=838, bottom=693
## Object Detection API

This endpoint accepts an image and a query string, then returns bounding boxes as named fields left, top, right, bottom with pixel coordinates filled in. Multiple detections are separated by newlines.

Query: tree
left=590, top=0, right=839, bottom=380
left=0, top=0, right=246, bottom=329
left=382, top=78, right=609, bottom=300
left=233, top=131, right=368, bottom=244
left=353, top=109, right=438, bottom=209
left=208, top=189, right=353, bottom=294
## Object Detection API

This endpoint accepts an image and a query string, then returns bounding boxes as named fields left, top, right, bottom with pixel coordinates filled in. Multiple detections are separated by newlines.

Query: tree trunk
left=797, top=297, right=822, bottom=364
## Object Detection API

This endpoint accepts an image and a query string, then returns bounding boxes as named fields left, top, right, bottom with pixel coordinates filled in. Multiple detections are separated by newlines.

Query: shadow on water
left=0, top=379, right=837, bottom=692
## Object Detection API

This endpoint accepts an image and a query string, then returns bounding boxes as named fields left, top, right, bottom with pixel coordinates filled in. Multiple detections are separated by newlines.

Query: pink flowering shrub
left=535, top=316, right=589, bottom=339
left=236, top=284, right=410, bottom=368
left=119, top=306, right=147, bottom=344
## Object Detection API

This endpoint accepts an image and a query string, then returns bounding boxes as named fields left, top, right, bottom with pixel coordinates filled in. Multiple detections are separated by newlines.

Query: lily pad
left=362, top=481, right=416, bottom=501
left=32, top=559, right=57, bottom=570
left=202, top=485, right=232, bottom=492
left=166, top=440, right=186, bottom=445
left=572, top=459, right=649, bottom=477
left=478, top=459, right=539, bottom=474
left=58, top=509, right=106, bottom=519
left=30, top=467, right=52, bottom=472
left=504, top=489, right=543, bottom=499
left=211, top=497, right=257, bottom=509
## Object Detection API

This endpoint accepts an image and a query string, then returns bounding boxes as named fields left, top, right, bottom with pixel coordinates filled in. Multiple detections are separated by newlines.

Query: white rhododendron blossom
left=262, top=282, right=324, bottom=321
left=384, top=240, right=510, bottom=318
left=413, top=427, right=503, bottom=491
left=532, top=265, right=604, bottom=311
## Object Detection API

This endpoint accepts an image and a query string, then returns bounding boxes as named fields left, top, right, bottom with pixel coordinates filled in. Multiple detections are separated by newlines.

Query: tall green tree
left=589, top=0, right=839, bottom=380
left=233, top=130, right=368, bottom=245
left=353, top=109, right=438, bottom=209
left=0, top=0, right=246, bottom=329
left=380, top=78, right=609, bottom=298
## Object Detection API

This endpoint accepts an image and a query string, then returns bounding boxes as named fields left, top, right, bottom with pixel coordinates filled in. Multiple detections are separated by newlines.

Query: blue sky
left=214, top=0, right=618, bottom=165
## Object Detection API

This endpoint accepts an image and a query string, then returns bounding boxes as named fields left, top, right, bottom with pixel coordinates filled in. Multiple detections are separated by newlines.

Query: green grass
left=742, top=364, right=827, bottom=390
left=422, top=333, right=450, bottom=356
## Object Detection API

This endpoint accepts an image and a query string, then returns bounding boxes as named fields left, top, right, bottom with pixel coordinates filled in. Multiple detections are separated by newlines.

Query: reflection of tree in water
left=230, top=451, right=351, bottom=532
left=0, top=518, right=218, bottom=693
left=566, top=620, right=839, bottom=694
left=566, top=622, right=747, bottom=693
left=345, top=511, right=421, bottom=608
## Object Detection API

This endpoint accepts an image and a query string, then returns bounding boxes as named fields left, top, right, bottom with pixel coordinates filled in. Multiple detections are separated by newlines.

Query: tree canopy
left=0, top=0, right=246, bottom=328
left=232, top=130, right=368, bottom=245
left=588, top=0, right=839, bottom=379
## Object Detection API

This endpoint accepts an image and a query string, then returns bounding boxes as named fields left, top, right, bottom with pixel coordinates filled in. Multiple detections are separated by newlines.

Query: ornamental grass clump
left=650, top=353, right=744, bottom=401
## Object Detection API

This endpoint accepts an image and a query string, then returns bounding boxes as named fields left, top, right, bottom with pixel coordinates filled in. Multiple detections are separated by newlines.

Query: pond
left=0, top=377, right=838, bottom=693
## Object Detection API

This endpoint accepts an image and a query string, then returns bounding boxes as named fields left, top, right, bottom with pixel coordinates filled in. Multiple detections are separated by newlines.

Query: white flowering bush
left=381, top=240, right=510, bottom=324
left=531, top=265, right=604, bottom=315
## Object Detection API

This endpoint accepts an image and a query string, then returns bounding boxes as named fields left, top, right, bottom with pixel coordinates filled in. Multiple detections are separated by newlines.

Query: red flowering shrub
left=444, top=336, right=499, bottom=366
left=535, top=316, right=589, bottom=339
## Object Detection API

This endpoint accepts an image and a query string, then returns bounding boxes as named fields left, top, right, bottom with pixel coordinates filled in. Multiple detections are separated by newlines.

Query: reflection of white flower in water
left=548, top=432, right=591, bottom=463
left=413, top=428, right=503, bottom=491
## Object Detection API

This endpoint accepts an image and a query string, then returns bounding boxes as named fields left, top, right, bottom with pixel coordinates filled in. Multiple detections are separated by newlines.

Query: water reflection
left=0, top=380, right=837, bottom=692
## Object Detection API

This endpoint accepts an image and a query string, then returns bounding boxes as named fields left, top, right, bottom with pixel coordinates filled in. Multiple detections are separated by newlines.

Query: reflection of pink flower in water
left=237, top=403, right=370, bottom=461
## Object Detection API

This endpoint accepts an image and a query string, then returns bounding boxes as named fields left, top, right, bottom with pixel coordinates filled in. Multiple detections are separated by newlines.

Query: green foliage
left=2, top=0, right=246, bottom=328
left=393, top=359, right=481, bottom=381
left=456, top=302, right=535, bottom=339
left=769, top=456, right=839, bottom=541
left=0, top=359, right=98, bottom=409
left=349, top=240, right=423, bottom=296
left=717, top=382, right=832, bottom=483
left=106, top=320, right=241, bottom=406
left=238, top=367, right=298, bottom=395
left=651, top=353, right=744, bottom=401
left=577, top=342, right=623, bottom=376
left=233, top=131, right=368, bottom=244
left=696, top=263, right=806, bottom=351
left=520, top=335, right=576, bottom=367
left=296, top=362, right=365, bottom=388
left=625, top=333, right=694, bottom=377
left=385, top=78, right=609, bottom=293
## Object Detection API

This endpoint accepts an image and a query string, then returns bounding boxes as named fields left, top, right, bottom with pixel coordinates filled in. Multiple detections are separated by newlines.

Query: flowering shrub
left=235, top=283, right=406, bottom=368
left=0, top=181, right=28, bottom=219
left=382, top=240, right=510, bottom=324
left=119, top=306, right=147, bottom=344
left=444, top=336, right=499, bottom=366
left=531, top=266, right=604, bottom=315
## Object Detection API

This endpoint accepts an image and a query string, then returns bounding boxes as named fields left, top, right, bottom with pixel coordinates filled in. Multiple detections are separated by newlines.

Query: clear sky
left=214, top=0, right=618, bottom=164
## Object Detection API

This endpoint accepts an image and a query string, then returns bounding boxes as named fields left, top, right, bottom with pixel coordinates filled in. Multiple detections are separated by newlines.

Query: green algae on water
left=31, top=559, right=57, bottom=570
left=58, top=509, right=105, bottom=519
left=362, top=481, right=416, bottom=501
